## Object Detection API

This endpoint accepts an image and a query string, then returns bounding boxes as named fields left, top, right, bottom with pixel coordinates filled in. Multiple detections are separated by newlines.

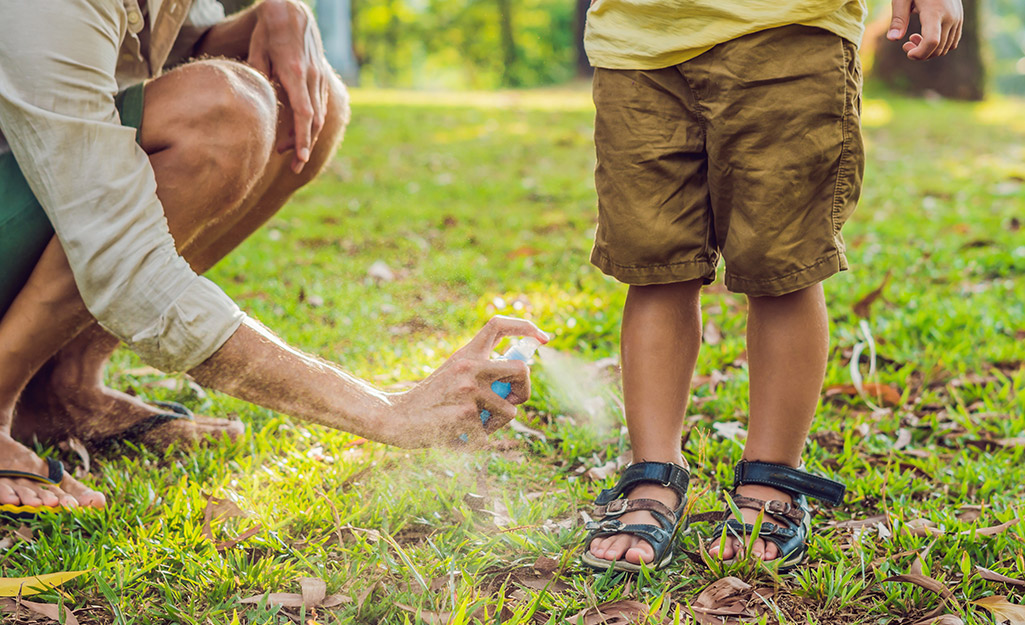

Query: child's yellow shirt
left=584, top=0, right=867, bottom=70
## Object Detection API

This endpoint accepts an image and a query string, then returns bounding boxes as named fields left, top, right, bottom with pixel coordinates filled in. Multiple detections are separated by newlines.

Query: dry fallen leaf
left=533, top=556, right=559, bottom=574
left=691, top=576, right=775, bottom=624
left=711, top=421, right=748, bottom=442
left=825, top=382, right=902, bottom=408
left=300, top=577, right=326, bottom=608
left=956, top=505, right=984, bottom=522
left=216, top=524, right=263, bottom=551
left=912, top=616, right=964, bottom=625
left=961, top=519, right=1019, bottom=537
left=394, top=603, right=452, bottom=625
left=971, top=595, right=1025, bottom=624
left=0, top=598, right=80, bottom=625
left=904, top=518, right=945, bottom=537
left=566, top=599, right=656, bottom=625
left=239, top=577, right=348, bottom=610
left=0, top=570, right=89, bottom=597
left=976, top=566, right=1025, bottom=588
left=894, top=427, right=913, bottom=450
left=824, top=514, right=889, bottom=528
left=585, top=452, right=631, bottom=481
left=703, top=320, right=722, bottom=345
left=14, top=525, right=33, bottom=543
left=853, top=270, right=892, bottom=318
left=61, top=436, right=91, bottom=477
left=509, top=418, right=547, bottom=442
left=883, top=573, right=959, bottom=618
left=367, top=260, right=396, bottom=282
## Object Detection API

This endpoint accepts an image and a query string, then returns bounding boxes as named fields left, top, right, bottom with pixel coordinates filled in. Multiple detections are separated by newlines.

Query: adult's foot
left=707, top=483, right=793, bottom=562
left=0, top=432, right=106, bottom=511
left=13, top=361, right=244, bottom=449
left=587, top=481, right=682, bottom=566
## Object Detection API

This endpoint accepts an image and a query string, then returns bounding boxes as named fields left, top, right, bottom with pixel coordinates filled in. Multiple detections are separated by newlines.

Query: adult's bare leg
left=1, top=59, right=299, bottom=506
left=587, top=280, right=703, bottom=565
left=14, top=61, right=349, bottom=450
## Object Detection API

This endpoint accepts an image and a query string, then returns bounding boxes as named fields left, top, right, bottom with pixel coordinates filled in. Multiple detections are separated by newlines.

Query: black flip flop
left=0, top=457, right=67, bottom=520
left=89, top=400, right=194, bottom=452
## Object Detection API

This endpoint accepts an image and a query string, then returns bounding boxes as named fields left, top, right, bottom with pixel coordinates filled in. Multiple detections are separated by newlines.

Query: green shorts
left=0, top=82, right=145, bottom=315
left=590, top=25, right=865, bottom=297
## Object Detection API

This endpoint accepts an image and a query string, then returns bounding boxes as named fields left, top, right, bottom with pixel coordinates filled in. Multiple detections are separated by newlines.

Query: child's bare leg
left=588, top=279, right=702, bottom=565
left=710, top=282, right=829, bottom=561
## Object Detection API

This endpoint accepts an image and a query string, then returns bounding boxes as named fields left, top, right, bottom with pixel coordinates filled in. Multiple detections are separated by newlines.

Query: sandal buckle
left=605, top=499, right=628, bottom=515
left=765, top=500, right=792, bottom=516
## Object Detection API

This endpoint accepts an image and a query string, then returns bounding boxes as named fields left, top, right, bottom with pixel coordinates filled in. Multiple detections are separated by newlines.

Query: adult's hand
left=378, top=316, right=549, bottom=449
left=887, top=0, right=963, bottom=60
left=248, top=0, right=331, bottom=173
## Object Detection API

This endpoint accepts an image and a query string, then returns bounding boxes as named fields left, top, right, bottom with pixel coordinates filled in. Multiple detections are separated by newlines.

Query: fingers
left=902, top=33, right=922, bottom=55
left=940, top=10, right=963, bottom=56
left=279, top=68, right=314, bottom=173
left=479, top=358, right=532, bottom=404
left=906, top=10, right=943, bottom=59
left=463, top=316, right=549, bottom=358
left=479, top=394, right=518, bottom=435
left=887, top=0, right=912, bottom=40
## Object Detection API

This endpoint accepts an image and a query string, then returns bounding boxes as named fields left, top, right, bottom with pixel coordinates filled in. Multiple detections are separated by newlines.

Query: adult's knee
left=151, top=59, right=278, bottom=204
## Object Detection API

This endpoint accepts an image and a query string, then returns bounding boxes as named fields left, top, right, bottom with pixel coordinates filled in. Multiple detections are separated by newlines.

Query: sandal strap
left=593, top=497, right=677, bottom=523
left=594, top=462, right=690, bottom=509
left=0, top=458, right=64, bottom=486
left=585, top=519, right=673, bottom=547
left=731, top=495, right=806, bottom=524
left=734, top=460, right=845, bottom=506
left=715, top=519, right=799, bottom=542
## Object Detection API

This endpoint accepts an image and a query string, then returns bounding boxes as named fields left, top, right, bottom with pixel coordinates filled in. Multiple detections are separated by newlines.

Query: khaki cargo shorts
left=590, top=25, right=865, bottom=297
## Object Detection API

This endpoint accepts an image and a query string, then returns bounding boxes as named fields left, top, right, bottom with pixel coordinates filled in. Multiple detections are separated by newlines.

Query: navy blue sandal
left=581, top=461, right=691, bottom=572
left=690, top=460, right=846, bottom=571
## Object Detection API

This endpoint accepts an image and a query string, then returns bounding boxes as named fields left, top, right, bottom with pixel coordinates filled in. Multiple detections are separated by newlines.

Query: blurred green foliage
left=343, top=0, right=1025, bottom=92
left=213, top=0, right=1025, bottom=93
left=349, top=0, right=577, bottom=88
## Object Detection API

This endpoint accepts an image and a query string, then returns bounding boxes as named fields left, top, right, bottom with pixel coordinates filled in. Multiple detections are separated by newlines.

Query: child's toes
left=604, top=535, right=635, bottom=561
left=624, top=539, right=655, bottom=565
left=751, top=538, right=766, bottom=560
left=762, top=540, right=780, bottom=561
left=588, top=536, right=611, bottom=558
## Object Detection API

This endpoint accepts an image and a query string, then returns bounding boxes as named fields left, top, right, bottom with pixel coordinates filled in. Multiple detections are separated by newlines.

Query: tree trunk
left=317, top=0, right=360, bottom=85
left=575, top=0, right=593, bottom=77
left=497, top=0, right=519, bottom=86
left=870, top=0, right=984, bottom=100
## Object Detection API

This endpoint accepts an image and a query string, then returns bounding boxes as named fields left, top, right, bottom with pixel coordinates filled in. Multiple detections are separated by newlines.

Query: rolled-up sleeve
left=0, top=0, right=244, bottom=372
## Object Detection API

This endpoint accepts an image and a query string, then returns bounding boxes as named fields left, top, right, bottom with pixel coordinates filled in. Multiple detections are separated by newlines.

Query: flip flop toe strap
left=0, top=457, right=64, bottom=486
left=91, top=409, right=192, bottom=451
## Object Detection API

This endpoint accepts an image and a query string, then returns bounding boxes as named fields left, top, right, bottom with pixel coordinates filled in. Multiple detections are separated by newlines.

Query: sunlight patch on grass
left=974, top=98, right=1025, bottom=132
left=862, top=98, right=894, bottom=127
left=351, top=86, right=595, bottom=112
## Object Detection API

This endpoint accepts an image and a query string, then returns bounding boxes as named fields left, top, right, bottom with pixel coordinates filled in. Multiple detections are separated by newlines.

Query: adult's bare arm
left=196, top=0, right=330, bottom=174
left=887, top=0, right=963, bottom=60
left=188, top=316, right=548, bottom=449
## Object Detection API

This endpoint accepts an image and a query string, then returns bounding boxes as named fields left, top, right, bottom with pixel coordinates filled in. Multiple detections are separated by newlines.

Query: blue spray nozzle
left=479, top=336, right=542, bottom=425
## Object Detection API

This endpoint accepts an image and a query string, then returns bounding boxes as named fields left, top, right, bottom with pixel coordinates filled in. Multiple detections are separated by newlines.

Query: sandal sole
left=580, top=549, right=673, bottom=573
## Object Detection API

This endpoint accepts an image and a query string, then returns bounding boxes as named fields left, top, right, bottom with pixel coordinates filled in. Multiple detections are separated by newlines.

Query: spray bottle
left=458, top=336, right=542, bottom=443
left=479, top=336, right=543, bottom=426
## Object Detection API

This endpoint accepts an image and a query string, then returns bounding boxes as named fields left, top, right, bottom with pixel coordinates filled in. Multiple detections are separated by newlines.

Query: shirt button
left=127, top=10, right=142, bottom=25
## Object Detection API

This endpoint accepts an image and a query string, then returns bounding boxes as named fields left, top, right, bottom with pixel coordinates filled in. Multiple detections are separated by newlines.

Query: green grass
left=4, top=87, right=1025, bottom=624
